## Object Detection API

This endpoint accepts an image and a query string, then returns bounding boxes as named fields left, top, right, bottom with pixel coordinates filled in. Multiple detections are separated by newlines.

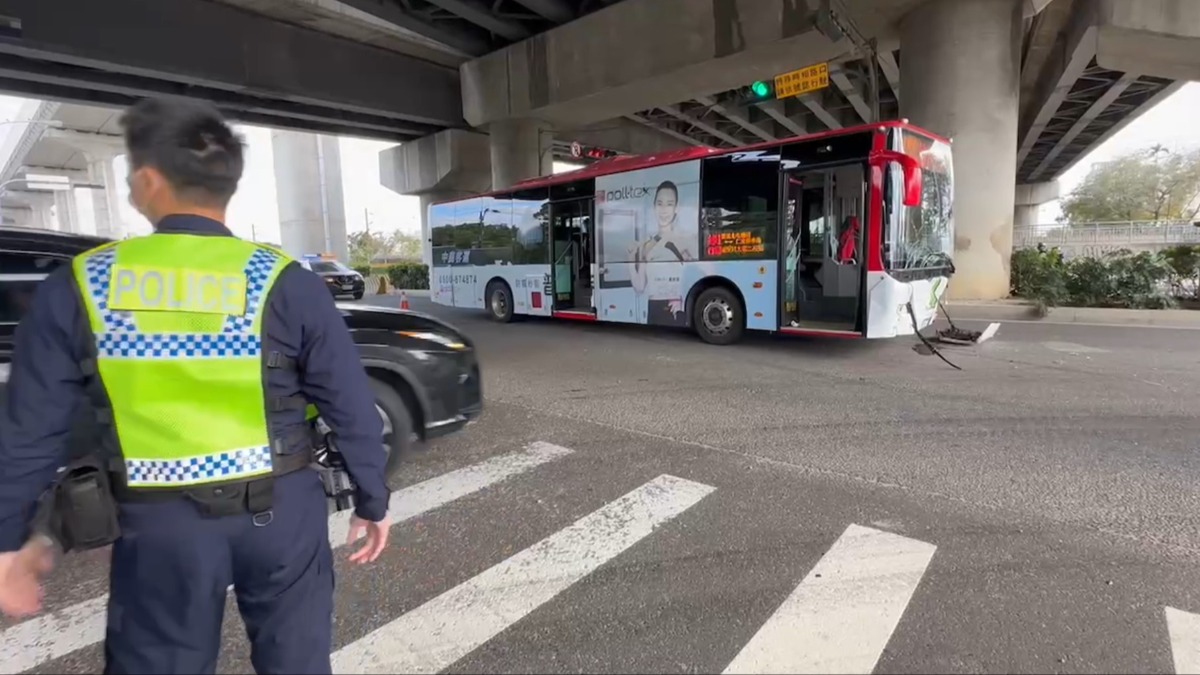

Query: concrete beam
left=568, top=117, right=697, bottom=154
left=460, top=0, right=923, bottom=128
left=756, top=100, right=807, bottom=137
left=1026, top=71, right=1138, bottom=182
left=1094, top=0, right=1200, bottom=81
left=426, top=0, right=530, bottom=42
left=1015, top=180, right=1061, bottom=205
left=335, top=0, right=492, bottom=58
left=512, top=0, right=575, bottom=23
left=0, top=0, right=463, bottom=130
left=378, top=128, right=492, bottom=196
left=624, top=115, right=709, bottom=147
left=42, top=128, right=124, bottom=157
left=799, top=94, right=842, bottom=130
left=0, top=99, right=60, bottom=184
left=694, top=96, right=776, bottom=142
left=1042, top=79, right=1185, bottom=180
left=659, top=105, right=742, bottom=146
left=876, top=50, right=901, bottom=102
left=829, top=64, right=873, bottom=123
left=1017, top=0, right=1097, bottom=168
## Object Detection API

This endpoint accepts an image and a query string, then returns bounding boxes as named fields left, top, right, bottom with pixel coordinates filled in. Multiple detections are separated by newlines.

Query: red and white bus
left=425, top=120, right=954, bottom=345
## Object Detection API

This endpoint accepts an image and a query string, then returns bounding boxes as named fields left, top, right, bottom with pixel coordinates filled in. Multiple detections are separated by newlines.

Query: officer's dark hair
left=120, top=97, right=245, bottom=207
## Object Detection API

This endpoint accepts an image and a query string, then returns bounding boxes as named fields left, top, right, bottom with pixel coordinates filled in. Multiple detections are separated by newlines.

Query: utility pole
left=364, top=208, right=372, bottom=235
left=250, top=222, right=257, bottom=242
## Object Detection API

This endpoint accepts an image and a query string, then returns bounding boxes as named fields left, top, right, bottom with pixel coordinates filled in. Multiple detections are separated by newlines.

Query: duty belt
left=110, top=438, right=316, bottom=517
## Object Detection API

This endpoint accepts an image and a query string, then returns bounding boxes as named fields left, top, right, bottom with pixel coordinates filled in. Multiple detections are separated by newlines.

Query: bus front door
left=780, top=164, right=866, bottom=334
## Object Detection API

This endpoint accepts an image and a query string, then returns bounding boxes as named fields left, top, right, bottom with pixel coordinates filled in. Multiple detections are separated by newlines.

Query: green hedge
left=1010, top=244, right=1197, bottom=314
left=384, top=262, right=429, bottom=290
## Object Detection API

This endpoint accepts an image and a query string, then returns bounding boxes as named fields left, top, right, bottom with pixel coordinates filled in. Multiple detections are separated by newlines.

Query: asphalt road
left=5, top=296, right=1200, bottom=674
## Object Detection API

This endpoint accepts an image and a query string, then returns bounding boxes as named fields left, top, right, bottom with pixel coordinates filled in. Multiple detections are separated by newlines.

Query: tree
left=347, top=230, right=422, bottom=267
left=1059, top=145, right=1200, bottom=224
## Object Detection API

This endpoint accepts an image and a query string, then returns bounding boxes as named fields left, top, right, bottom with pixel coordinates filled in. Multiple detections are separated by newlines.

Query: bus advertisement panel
left=594, top=159, right=701, bottom=327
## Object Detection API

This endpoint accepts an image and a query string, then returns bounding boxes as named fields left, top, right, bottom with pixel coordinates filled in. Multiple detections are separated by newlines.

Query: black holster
left=32, top=455, right=122, bottom=554
left=315, top=434, right=357, bottom=513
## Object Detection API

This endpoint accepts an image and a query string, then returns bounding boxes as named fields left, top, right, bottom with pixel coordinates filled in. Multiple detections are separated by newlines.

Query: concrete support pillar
left=378, top=129, right=493, bottom=267
left=1013, top=180, right=1060, bottom=231
left=900, top=0, right=1023, bottom=300
left=1, top=206, right=30, bottom=227
left=488, top=119, right=552, bottom=191
left=86, top=154, right=124, bottom=239
left=53, top=189, right=80, bottom=234
left=1014, top=204, right=1039, bottom=230
left=271, top=130, right=349, bottom=263
left=26, top=193, right=54, bottom=230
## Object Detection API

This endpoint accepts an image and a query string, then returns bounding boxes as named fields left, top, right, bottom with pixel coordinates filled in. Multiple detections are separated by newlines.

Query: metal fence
left=1013, top=221, right=1200, bottom=257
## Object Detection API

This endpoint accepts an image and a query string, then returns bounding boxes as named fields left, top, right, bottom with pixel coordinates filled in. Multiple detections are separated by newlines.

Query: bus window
left=700, top=155, right=779, bottom=261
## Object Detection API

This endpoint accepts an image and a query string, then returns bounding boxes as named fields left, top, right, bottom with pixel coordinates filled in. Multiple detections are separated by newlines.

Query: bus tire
left=693, top=286, right=744, bottom=345
left=485, top=280, right=515, bottom=323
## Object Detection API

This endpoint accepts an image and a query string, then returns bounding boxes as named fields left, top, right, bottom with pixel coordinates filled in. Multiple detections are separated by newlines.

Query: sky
left=0, top=82, right=1198, bottom=239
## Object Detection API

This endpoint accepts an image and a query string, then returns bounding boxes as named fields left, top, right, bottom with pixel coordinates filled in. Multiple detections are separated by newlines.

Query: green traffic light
left=750, top=80, right=770, bottom=98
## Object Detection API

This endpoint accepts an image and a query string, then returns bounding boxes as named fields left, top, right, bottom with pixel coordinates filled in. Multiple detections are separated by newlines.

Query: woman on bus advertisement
left=629, top=180, right=696, bottom=326
left=596, top=160, right=700, bottom=328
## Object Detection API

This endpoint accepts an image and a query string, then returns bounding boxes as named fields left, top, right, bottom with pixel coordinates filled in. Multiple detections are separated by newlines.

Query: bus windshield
left=884, top=130, right=954, bottom=276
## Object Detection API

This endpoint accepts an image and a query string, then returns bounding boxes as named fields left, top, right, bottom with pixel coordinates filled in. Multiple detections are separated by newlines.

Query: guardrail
left=1015, top=221, right=1200, bottom=251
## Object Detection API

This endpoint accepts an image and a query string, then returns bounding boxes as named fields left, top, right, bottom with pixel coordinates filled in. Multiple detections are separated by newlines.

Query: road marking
left=1166, top=607, right=1200, bottom=674
left=1042, top=341, right=1108, bottom=354
left=328, top=441, right=574, bottom=547
left=0, top=594, right=108, bottom=675
left=0, top=442, right=573, bottom=675
left=723, top=524, right=936, bottom=675
left=331, top=474, right=716, bottom=674
left=976, top=321, right=1001, bottom=344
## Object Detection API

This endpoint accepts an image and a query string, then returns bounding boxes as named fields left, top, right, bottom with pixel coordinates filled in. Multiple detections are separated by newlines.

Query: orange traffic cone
left=400, top=290, right=410, bottom=310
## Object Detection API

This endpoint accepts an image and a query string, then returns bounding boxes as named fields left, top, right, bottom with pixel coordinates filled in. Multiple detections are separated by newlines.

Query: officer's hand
left=0, top=538, right=55, bottom=618
left=346, top=514, right=391, bottom=564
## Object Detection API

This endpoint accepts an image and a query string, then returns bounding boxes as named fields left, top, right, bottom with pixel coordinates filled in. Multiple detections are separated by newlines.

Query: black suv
left=0, top=227, right=482, bottom=486
left=298, top=257, right=367, bottom=300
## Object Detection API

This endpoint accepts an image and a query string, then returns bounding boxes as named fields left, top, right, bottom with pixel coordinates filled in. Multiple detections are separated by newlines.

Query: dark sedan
left=0, top=227, right=481, bottom=486
left=299, top=257, right=366, bottom=300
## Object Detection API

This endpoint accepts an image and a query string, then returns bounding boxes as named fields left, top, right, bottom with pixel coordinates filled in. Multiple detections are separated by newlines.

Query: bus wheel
left=486, top=280, right=515, bottom=323
left=693, top=286, right=744, bottom=345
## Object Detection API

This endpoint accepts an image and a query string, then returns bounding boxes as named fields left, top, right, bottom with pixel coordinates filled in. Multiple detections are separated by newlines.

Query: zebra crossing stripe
left=0, top=442, right=574, bottom=675
left=327, top=441, right=574, bottom=547
left=330, top=474, right=717, bottom=674
left=722, top=524, right=937, bottom=675
left=0, top=594, right=108, bottom=675
left=1166, top=607, right=1200, bottom=674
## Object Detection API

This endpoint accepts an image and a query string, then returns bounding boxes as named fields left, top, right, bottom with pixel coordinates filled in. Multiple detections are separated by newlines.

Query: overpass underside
left=425, top=0, right=1200, bottom=299
left=0, top=0, right=1196, bottom=300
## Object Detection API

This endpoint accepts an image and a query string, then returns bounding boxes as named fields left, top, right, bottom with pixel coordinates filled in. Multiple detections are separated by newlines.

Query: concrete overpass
left=1, top=0, right=1198, bottom=298
left=0, top=98, right=123, bottom=234
left=0, top=97, right=364, bottom=262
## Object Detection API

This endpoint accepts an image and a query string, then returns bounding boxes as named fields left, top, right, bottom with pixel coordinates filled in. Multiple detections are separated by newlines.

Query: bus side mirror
left=873, top=151, right=923, bottom=207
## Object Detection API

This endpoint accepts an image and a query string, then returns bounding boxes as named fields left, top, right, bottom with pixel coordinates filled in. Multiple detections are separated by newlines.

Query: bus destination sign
left=706, top=231, right=765, bottom=257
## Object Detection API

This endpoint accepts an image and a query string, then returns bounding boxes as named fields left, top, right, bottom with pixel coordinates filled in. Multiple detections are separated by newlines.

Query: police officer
left=0, top=96, right=393, bottom=674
